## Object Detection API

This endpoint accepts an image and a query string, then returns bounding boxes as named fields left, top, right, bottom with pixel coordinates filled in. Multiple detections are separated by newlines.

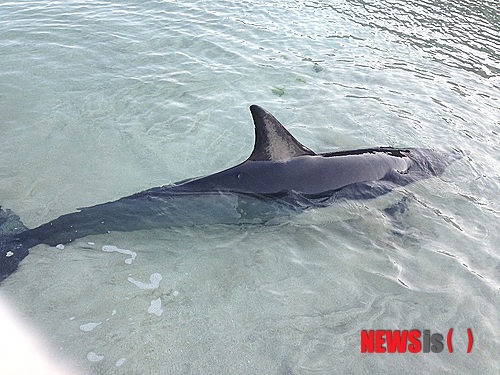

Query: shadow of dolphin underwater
left=0, top=105, right=461, bottom=282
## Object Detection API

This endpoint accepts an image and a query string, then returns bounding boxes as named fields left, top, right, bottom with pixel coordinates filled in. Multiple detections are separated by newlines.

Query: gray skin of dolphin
left=0, top=105, right=460, bottom=282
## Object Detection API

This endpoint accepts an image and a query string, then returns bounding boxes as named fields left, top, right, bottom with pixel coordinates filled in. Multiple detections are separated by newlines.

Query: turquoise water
left=0, top=0, right=499, bottom=373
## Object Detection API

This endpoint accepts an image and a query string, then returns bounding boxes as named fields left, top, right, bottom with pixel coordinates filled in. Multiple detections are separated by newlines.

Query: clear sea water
left=0, top=0, right=499, bottom=374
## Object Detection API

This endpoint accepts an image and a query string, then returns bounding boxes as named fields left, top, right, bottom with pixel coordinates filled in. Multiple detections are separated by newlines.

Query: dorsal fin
left=248, top=105, right=316, bottom=162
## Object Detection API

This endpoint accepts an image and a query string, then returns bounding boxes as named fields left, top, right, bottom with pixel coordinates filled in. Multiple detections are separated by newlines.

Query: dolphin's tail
left=0, top=207, right=30, bottom=283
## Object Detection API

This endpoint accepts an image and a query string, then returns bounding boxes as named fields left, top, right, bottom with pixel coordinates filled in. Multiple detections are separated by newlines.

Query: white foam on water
left=115, top=357, right=126, bottom=367
left=128, top=273, right=162, bottom=290
left=102, top=245, right=137, bottom=264
left=148, top=298, right=163, bottom=317
left=79, top=322, right=101, bottom=332
left=87, top=352, right=104, bottom=362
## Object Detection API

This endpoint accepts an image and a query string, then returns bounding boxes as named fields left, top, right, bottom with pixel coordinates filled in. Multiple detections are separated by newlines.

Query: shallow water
left=0, top=0, right=499, bottom=374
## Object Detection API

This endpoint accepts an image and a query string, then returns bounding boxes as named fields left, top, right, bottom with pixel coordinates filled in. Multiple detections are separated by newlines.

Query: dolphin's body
left=0, top=105, right=459, bottom=282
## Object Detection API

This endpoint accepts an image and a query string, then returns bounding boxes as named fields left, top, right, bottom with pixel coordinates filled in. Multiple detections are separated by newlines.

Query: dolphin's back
left=174, top=146, right=458, bottom=200
left=178, top=151, right=407, bottom=195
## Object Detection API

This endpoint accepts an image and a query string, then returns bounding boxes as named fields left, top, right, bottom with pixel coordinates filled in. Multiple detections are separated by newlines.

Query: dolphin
left=0, top=105, right=460, bottom=282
